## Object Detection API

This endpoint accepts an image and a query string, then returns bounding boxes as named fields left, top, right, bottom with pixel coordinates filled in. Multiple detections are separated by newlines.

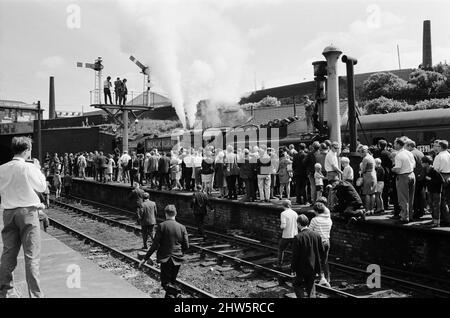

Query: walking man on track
left=131, top=183, right=146, bottom=225
left=291, top=214, right=325, bottom=298
left=191, top=185, right=214, bottom=239
left=139, top=205, right=189, bottom=298
left=138, top=193, right=157, bottom=250
left=0, top=137, right=47, bottom=298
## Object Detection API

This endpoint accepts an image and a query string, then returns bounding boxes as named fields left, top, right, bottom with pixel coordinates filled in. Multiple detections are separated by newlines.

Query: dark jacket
left=158, top=156, right=171, bottom=174
left=292, top=151, right=307, bottom=177
left=192, top=191, right=212, bottom=216
left=98, top=155, right=108, bottom=169
left=131, top=188, right=146, bottom=208
left=201, top=159, right=214, bottom=175
left=411, top=148, right=425, bottom=181
left=144, top=219, right=189, bottom=265
left=239, top=160, right=257, bottom=179
left=425, top=166, right=444, bottom=193
left=138, top=200, right=157, bottom=225
left=333, top=180, right=363, bottom=213
left=291, top=228, right=324, bottom=276
left=304, top=151, right=317, bottom=176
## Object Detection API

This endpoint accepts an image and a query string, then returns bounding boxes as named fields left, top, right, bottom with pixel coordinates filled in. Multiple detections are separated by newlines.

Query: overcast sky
left=1, top=0, right=449, bottom=119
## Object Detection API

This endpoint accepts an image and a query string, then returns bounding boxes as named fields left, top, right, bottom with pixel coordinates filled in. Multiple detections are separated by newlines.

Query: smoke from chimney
left=49, top=76, right=55, bottom=119
left=422, top=20, right=432, bottom=69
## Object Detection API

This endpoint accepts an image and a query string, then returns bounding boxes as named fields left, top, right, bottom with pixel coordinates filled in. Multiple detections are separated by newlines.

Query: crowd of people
left=4, top=134, right=450, bottom=299
left=42, top=134, right=450, bottom=228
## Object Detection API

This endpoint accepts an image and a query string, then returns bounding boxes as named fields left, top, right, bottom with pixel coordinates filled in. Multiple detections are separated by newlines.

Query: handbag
left=356, top=177, right=363, bottom=187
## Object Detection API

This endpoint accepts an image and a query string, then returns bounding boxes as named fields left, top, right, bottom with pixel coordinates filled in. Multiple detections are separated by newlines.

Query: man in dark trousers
left=97, top=151, right=108, bottom=183
left=139, top=205, right=189, bottom=298
left=192, top=185, right=214, bottom=238
left=158, top=152, right=171, bottom=190
left=131, top=183, right=146, bottom=224
left=292, top=143, right=308, bottom=205
left=291, top=214, right=324, bottom=298
left=138, top=193, right=157, bottom=249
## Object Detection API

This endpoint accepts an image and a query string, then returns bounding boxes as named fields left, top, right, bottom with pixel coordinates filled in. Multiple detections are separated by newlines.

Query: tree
left=361, top=72, right=407, bottom=100
left=408, top=69, right=447, bottom=94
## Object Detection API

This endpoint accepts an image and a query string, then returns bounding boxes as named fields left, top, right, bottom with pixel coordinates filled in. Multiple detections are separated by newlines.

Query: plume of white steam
left=117, top=0, right=250, bottom=128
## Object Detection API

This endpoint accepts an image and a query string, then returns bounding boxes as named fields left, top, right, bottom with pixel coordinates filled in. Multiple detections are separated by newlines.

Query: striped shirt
left=280, top=208, right=298, bottom=239
left=309, top=211, right=332, bottom=242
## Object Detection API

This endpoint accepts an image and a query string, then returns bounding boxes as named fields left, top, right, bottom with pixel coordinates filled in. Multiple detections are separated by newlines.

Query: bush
left=363, top=97, right=450, bottom=115
left=414, top=98, right=450, bottom=110
left=363, top=97, right=410, bottom=114
left=361, top=72, right=407, bottom=100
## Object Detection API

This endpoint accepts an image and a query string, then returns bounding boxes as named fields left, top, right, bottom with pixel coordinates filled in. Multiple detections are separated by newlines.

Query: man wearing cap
left=277, top=200, right=298, bottom=269
left=325, top=141, right=342, bottom=182
left=291, top=214, right=324, bottom=298
left=138, top=192, right=157, bottom=249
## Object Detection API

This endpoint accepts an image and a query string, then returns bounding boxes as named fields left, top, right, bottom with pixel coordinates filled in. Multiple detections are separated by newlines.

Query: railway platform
left=0, top=208, right=148, bottom=298
left=70, top=178, right=450, bottom=279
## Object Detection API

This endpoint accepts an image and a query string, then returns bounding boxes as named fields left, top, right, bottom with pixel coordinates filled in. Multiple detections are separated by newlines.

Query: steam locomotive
left=142, top=108, right=450, bottom=153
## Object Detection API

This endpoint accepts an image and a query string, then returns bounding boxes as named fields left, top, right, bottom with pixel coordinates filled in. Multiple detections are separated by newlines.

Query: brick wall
left=72, top=179, right=450, bottom=278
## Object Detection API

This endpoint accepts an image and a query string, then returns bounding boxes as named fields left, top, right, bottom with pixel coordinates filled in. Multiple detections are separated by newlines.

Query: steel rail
left=51, top=199, right=358, bottom=298
left=62, top=196, right=450, bottom=297
left=47, top=215, right=217, bottom=298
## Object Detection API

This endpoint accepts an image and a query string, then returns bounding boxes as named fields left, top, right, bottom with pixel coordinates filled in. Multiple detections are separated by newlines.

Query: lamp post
left=322, top=44, right=342, bottom=146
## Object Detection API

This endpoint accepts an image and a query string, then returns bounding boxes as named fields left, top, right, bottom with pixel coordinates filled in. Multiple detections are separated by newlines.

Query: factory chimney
left=422, top=20, right=432, bottom=69
left=49, top=76, right=55, bottom=119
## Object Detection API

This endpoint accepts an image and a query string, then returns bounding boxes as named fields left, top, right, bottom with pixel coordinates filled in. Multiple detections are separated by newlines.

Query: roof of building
left=0, top=99, right=39, bottom=110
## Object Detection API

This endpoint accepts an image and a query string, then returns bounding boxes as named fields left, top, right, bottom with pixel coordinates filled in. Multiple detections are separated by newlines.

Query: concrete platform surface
left=0, top=209, right=148, bottom=298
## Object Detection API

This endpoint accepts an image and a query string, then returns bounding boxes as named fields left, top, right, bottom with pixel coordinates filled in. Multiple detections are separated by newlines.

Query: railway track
left=46, top=214, right=216, bottom=298
left=48, top=196, right=400, bottom=298
left=60, top=195, right=450, bottom=298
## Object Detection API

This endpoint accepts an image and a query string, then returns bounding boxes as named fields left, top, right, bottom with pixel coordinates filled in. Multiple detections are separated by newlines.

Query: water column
left=322, top=45, right=342, bottom=146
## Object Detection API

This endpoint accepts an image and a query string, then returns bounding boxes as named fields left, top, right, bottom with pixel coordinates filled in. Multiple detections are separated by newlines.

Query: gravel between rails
left=45, top=206, right=296, bottom=298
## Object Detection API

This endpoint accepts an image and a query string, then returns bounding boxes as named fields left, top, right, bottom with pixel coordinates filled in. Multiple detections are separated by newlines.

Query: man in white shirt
left=325, top=141, right=342, bottom=182
left=119, top=150, right=131, bottom=183
left=0, top=137, right=47, bottom=298
left=433, top=140, right=450, bottom=225
left=392, top=137, right=416, bottom=223
left=77, top=152, right=87, bottom=179
left=277, top=200, right=298, bottom=269
left=103, top=76, right=113, bottom=104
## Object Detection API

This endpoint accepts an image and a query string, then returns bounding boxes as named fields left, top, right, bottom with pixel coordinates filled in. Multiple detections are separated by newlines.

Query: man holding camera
left=0, top=137, right=47, bottom=298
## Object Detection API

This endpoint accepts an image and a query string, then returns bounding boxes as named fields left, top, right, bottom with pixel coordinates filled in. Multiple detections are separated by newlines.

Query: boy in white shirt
left=341, top=157, right=354, bottom=184
left=314, top=163, right=325, bottom=200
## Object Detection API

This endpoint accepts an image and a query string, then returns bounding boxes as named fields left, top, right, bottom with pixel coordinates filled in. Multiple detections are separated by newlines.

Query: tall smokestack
left=422, top=20, right=432, bottom=69
left=49, top=76, right=55, bottom=119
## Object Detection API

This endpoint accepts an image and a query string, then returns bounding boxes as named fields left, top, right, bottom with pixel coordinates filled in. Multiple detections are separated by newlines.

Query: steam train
left=142, top=108, right=450, bottom=153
